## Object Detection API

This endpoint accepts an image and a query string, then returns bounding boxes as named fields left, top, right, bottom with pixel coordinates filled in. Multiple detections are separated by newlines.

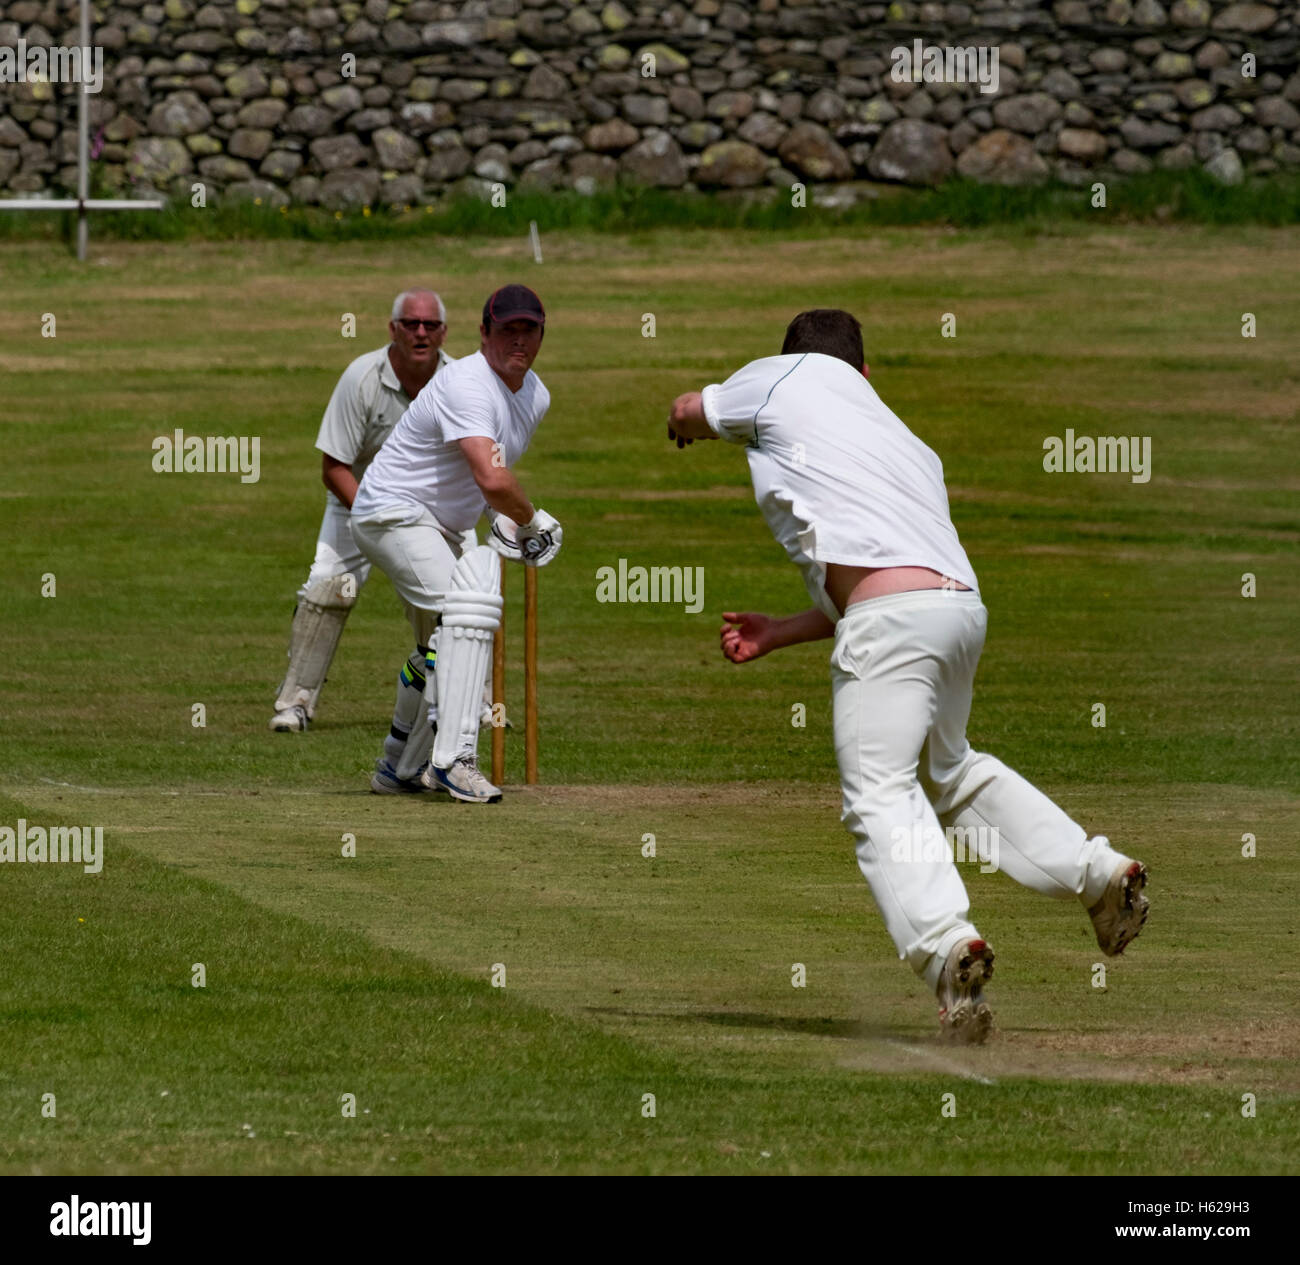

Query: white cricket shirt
left=352, top=349, right=550, bottom=534
left=315, top=344, right=453, bottom=506
left=702, top=352, right=977, bottom=622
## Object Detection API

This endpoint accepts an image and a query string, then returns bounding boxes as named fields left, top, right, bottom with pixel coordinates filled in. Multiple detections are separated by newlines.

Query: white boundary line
left=887, top=1040, right=998, bottom=1085
left=31, top=777, right=319, bottom=798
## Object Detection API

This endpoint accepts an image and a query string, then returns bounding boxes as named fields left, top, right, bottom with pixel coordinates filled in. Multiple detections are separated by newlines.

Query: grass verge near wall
left=1, top=171, right=1297, bottom=249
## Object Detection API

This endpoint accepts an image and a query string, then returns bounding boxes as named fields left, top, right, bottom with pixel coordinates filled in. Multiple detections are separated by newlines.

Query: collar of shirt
left=379, top=344, right=404, bottom=396
left=380, top=344, right=450, bottom=400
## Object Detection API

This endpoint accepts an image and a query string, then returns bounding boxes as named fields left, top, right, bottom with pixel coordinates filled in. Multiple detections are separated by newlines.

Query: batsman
left=351, top=284, right=560, bottom=803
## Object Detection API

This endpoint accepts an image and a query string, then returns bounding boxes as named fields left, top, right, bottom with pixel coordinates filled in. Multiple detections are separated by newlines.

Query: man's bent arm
left=323, top=454, right=359, bottom=508
left=771, top=608, right=837, bottom=650
left=458, top=436, right=536, bottom=525
left=668, top=391, right=714, bottom=443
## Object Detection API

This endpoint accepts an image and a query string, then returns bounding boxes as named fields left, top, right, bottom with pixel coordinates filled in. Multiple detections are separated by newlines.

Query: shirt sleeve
left=315, top=358, right=373, bottom=465
left=512, top=380, right=550, bottom=463
left=436, top=373, right=499, bottom=444
left=701, top=356, right=802, bottom=444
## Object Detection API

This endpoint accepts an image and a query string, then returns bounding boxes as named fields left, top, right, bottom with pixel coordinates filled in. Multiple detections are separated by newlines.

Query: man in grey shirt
left=269, top=288, right=451, bottom=732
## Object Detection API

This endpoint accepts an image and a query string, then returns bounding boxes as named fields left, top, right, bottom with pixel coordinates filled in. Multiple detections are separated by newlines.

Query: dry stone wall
left=1, top=0, right=1297, bottom=207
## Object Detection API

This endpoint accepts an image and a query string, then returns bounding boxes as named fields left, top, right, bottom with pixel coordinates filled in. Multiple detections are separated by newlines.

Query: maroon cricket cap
left=483, top=284, right=545, bottom=327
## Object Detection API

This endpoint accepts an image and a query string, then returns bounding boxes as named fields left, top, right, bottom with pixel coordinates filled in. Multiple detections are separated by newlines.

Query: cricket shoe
left=1088, top=854, right=1149, bottom=956
left=936, top=938, right=995, bottom=1045
left=422, top=757, right=502, bottom=804
left=370, top=759, right=442, bottom=795
left=269, top=705, right=310, bottom=732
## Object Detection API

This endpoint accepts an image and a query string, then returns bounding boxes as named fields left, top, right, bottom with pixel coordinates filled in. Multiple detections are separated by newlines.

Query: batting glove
left=486, top=512, right=525, bottom=563
left=515, top=508, right=563, bottom=567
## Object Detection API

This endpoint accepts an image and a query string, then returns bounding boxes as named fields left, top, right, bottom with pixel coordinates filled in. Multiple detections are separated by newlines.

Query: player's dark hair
left=780, top=309, right=864, bottom=371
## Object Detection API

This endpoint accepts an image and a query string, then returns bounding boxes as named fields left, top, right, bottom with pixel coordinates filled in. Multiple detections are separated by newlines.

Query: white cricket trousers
left=350, top=505, right=460, bottom=649
left=831, top=588, right=1126, bottom=992
left=298, top=499, right=371, bottom=600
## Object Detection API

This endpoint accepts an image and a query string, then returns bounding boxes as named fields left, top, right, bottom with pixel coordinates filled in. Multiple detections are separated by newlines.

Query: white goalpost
left=0, top=0, right=164, bottom=259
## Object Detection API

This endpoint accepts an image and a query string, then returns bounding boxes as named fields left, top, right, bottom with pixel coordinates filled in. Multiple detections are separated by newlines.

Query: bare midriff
left=824, top=563, right=972, bottom=616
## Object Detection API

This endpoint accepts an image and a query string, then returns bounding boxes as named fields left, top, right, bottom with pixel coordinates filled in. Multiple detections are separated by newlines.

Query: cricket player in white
left=352, top=284, right=561, bottom=803
left=667, top=309, right=1149, bottom=1042
left=270, top=289, right=452, bottom=732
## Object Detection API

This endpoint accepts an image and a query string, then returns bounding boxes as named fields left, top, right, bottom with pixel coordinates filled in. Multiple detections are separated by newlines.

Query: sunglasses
left=397, top=319, right=444, bottom=332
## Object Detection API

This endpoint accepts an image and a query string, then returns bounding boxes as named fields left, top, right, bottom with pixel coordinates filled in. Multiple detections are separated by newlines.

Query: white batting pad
left=275, top=573, right=358, bottom=715
left=431, top=547, right=502, bottom=768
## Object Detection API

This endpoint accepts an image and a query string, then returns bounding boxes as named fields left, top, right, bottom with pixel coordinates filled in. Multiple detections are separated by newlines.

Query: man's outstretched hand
left=720, top=611, right=776, bottom=663
left=668, top=391, right=712, bottom=447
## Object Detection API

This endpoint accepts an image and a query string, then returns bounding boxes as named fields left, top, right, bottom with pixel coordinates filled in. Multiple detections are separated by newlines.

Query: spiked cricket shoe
left=1088, top=856, right=1149, bottom=956
left=937, top=938, right=995, bottom=1045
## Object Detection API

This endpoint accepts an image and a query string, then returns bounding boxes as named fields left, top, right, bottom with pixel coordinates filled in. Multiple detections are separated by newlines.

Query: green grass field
left=1, top=224, right=1297, bottom=1174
